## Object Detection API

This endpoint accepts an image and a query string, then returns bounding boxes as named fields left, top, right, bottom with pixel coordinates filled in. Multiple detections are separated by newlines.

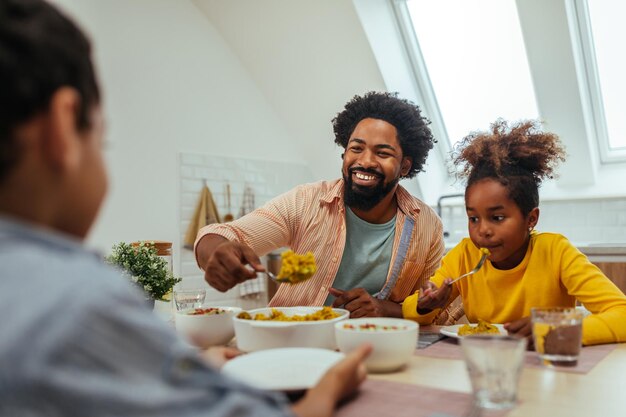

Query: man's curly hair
left=332, top=91, right=436, bottom=179
left=452, top=119, right=566, bottom=216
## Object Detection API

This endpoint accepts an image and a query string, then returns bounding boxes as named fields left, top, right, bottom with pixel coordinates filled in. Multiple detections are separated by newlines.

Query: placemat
left=413, top=338, right=617, bottom=374
left=336, top=379, right=511, bottom=417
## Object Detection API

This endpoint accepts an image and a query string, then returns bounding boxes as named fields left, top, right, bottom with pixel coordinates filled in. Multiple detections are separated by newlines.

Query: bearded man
left=196, top=92, right=444, bottom=318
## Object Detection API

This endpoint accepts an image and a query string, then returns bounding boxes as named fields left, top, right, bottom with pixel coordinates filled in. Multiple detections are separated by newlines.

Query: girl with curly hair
left=402, top=119, right=626, bottom=345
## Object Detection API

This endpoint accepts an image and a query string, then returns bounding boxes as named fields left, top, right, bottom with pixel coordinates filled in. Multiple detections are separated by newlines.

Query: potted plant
left=106, top=241, right=181, bottom=306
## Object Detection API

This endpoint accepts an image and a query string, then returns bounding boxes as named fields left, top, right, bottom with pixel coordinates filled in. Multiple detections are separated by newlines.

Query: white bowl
left=175, top=306, right=241, bottom=348
left=335, top=318, right=419, bottom=373
left=233, top=306, right=349, bottom=352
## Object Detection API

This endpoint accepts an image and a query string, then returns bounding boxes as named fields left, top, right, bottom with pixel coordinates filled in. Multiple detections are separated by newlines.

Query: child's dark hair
left=452, top=119, right=566, bottom=216
left=332, top=91, right=436, bottom=179
left=0, top=0, right=100, bottom=181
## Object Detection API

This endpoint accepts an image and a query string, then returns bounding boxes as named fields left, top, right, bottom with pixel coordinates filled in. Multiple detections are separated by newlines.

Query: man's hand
left=291, top=344, right=371, bottom=417
left=416, top=279, right=452, bottom=313
left=198, top=235, right=264, bottom=292
left=329, top=288, right=402, bottom=318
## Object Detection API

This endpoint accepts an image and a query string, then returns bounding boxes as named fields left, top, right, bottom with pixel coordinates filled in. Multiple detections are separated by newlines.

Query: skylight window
left=404, top=0, right=539, bottom=149
left=583, top=0, right=626, bottom=153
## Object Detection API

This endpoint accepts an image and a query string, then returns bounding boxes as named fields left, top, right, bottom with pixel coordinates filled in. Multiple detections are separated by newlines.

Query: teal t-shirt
left=324, top=207, right=396, bottom=305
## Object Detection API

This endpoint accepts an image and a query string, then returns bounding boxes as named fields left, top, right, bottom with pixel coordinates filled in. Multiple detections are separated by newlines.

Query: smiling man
left=196, top=92, right=445, bottom=318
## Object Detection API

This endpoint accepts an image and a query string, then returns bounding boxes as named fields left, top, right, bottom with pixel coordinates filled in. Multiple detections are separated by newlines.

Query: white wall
left=193, top=0, right=388, bottom=183
left=54, top=0, right=306, bottom=270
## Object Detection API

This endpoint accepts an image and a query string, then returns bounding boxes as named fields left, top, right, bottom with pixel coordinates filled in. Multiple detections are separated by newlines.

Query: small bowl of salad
left=335, top=318, right=418, bottom=372
left=175, top=306, right=242, bottom=348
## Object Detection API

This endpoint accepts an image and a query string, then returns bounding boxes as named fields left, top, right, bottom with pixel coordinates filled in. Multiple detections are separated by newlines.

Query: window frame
left=567, top=0, right=626, bottom=163
left=390, top=0, right=453, bottom=161
left=391, top=0, right=541, bottom=160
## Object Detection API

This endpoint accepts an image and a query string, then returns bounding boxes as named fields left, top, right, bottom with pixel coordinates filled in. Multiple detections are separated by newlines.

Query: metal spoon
left=264, top=270, right=286, bottom=284
left=447, top=249, right=490, bottom=285
left=263, top=270, right=314, bottom=284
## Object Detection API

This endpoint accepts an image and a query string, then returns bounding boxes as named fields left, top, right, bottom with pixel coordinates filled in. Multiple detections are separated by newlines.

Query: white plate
left=222, top=347, right=345, bottom=392
left=439, top=323, right=506, bottom=339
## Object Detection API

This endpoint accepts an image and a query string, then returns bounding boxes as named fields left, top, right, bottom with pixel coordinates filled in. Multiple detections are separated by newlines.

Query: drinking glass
left=531, top=307, right=583, bottom=366
left=173, top=288, right=206, bottom=311
left=460, top=335, right=526, bottom=410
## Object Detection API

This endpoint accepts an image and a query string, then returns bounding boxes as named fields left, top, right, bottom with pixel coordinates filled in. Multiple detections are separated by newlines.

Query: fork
left=447, top=250, right=489, bottom=286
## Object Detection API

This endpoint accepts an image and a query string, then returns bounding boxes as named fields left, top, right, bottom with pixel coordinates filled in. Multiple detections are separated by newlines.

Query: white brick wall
left=178, top=152, right=314, bottom=307
left=438, top=197, right=626, bottom=245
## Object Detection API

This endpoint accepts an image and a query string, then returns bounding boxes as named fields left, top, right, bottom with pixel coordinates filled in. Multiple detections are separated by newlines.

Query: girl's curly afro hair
left=332, top=91, right=436, bottom=179
left=452, top=119, right=567, bottom=215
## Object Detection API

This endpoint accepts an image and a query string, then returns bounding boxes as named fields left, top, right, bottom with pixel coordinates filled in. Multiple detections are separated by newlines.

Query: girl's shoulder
left=531, top=231, right=578, bottom=253
left=532, top=231, right=569, bottom=243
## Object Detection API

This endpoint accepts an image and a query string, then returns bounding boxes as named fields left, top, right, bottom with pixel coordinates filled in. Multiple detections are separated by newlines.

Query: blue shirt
left=0, top=217, right=292, bottom=417
left=325, top=207, right=396, bottom=305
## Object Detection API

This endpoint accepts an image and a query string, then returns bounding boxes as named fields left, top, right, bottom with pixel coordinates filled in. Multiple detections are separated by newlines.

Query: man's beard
left=343, top=167, right=399, bottom=211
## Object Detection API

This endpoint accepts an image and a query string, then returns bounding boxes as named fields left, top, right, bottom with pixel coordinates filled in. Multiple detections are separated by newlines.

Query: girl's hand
left=504, top=317, right=534, bottom=347
left=416, top=279, right=453, bottom=313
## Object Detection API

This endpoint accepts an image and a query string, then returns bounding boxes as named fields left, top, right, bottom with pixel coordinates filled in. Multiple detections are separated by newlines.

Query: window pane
left=406, top=0, right=539, bottom=146
left=586, top=0, right=626, bottom=150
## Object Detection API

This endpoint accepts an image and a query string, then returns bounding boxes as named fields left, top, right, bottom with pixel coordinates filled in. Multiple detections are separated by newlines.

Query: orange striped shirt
left=195, top=179, right=444, bottom=312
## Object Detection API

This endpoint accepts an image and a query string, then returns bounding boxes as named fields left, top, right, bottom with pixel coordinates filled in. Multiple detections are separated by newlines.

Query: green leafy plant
left=106, top=241, right=181, bottom=301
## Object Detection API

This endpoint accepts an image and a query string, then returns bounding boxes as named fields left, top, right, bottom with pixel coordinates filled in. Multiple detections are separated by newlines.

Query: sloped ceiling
left=193, top=0, right=626, bottom=201
left=192, top=0, right=386, bottom=182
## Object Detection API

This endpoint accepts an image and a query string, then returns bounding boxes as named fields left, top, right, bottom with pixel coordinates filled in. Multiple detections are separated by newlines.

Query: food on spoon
left=458, top=319, right=500, bottom=336
left=236, top=306, right=340, bottom=321
left=479, top=247, right=491, bottom=256
left=276, top=250, right=317, bottom=283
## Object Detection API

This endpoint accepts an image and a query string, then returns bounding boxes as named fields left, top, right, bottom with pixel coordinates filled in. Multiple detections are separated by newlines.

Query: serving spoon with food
left=264, top=270, right=295, bottom=284
left=447, top=247, right=490, bottom=286
left=264, top=250, right=317, bottom=284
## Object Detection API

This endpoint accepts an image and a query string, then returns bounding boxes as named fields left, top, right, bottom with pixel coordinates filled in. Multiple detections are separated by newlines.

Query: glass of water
left=173, top=288, right=206, bottom=311
left=460, top=334, right=526, bottom=410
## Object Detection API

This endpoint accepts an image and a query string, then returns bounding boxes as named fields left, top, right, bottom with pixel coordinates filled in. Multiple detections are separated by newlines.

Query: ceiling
left=193, top=0, right=387, bottom=183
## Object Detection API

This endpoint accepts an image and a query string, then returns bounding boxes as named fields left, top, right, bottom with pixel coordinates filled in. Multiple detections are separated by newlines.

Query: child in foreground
left=0, top=1, right=369, bottom=416
left=402, top=120, right=626, bottom=345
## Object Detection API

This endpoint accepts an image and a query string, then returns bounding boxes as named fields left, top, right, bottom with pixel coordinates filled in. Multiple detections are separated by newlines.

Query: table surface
left=370, top=338, right=626, bottom=417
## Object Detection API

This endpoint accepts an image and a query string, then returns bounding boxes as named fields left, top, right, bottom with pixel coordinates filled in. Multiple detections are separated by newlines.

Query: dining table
left=337, top=328, right=625, bottom=417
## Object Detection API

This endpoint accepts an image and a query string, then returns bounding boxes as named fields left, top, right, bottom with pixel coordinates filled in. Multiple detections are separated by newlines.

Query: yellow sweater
left=403, top=232, right=626, bottom=345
